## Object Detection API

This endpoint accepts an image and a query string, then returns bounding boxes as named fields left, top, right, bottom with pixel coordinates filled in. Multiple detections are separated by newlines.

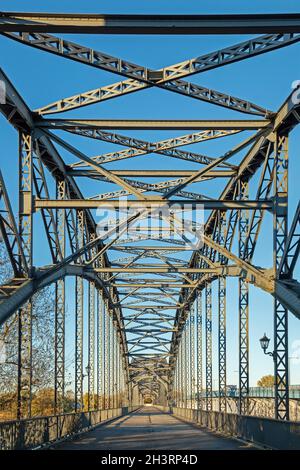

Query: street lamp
left=259, top=333, right=274, bottom=358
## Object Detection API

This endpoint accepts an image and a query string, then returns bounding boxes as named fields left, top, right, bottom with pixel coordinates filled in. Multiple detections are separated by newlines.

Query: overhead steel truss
left=0, top=11, right=299, bottom=422
left=1, top=12, right=300, bottom=34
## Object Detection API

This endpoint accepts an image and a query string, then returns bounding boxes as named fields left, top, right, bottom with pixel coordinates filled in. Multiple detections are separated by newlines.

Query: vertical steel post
left=218, top=211, right=227, bottom=412
left=96, top=290, right=101, bottom=409
left=173, top=358, right=177, bottom=407
left=274, top=133, right=289, bottom=420
left=17, top=131, right=33, bottom=420
left=102, top=297, right=106, bottom=409
left=196, top=292, right=203, bottom=411
left=54, top=178, right=65, bottom=414
left=186, top=317, right=191, bottom=408
left=104, top=301, right=109, bottom=409
left=75, top=210, right=84, bottom=412
left=88, top=282, right=95, bottom=410
left=238, top=179, right=250, bottom=415
left=218, top=276, right=227, bottom=412
left=205, top=282, right=212, bottom=411
left=112, top=319, right=116, bottom=409
left=116, top=331, right=120, bottom=408
left=180, top=333, right=184, bottom=407
left=183, top=322, right=187, bottom=408
left=101, top=293, right=105, bottom=410
left=108, top=314, right=112, bottom=409
left=190, top=303, right=195, bottom=408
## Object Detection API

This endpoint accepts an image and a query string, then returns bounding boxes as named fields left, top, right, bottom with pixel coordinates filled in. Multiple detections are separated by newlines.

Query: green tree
left=257, top=375, right=274, bottom=387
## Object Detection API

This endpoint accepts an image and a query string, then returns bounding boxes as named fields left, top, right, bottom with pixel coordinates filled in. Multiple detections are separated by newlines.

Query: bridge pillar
left=218, top=276, right=227, bottom=412
left=75, top=210, right=84, bottom=411
left=205, top=281, right=213, bottom=411
left=96, top=290, right=103, bottom=409
left=238, top=178, right=250, bottom=415
left=196, top=291, right=203, bottom=411
left=218, top=210, right=227, bottom=413
left=190, top=300, right=195, bottom=409
left=17, top=131, right=33, bottom=420
left=273, top=133, right=289, bottom=420
left=87, top=281, right=95, bottom=410
left=54, top=178, right=66, bottom=414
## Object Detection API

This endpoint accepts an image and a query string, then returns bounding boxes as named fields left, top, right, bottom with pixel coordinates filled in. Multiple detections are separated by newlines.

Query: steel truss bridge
left=0, top=11, right=300, bottom=450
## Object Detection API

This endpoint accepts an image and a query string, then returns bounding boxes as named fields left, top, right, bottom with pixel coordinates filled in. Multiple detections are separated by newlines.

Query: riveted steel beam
left=37, top=119, right=270, bottom=130
left=2, top=13, right=300, bottom=34
left=34, top=199, right=273, bottom=210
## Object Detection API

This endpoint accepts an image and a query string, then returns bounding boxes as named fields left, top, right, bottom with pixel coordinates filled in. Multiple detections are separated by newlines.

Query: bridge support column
left=274, top=133, right=289, bottom=420
left=108, top=310, right=112, bottom=408
left=116, top=329, right=121, bottom=408
left=186, top=316, right=191, bottom=408
left=190, top=302, right=195, bottom=408
left=17, top=131, right=33, bottom=420
left=205, top=282, right=212, bottom=411
left=218, top=210, right=227, bottom=412
left=183, top=319, right=188, bottom=408
left=238, top=179, right=249, bottom=415
left=96, top=290, right=102, bottom=409
left=75, top=210, right=84, bottom=411
left=88, top=282, right=95, bottom=410
left=196, top=292, right=203, bottom=411
left=218, top=276, right=227, bottom=412
left=54, top=178, right=66, bottom=414
left=179, top=328, right=184, bottom=407
left=172, top=353, right=177, bottom=407
left=112, top=317, right=116, bottom=409
left=103, top=300, right=109, bottom=408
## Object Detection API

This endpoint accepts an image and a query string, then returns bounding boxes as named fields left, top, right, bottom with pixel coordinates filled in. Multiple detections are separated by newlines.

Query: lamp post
left=259, top=333, right=275, bottom=360
left=259, top=333, right=276, bottom=397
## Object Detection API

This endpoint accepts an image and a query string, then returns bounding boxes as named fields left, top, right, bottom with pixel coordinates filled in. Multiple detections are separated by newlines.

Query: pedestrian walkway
left=54, top=407, right=256, bottom=450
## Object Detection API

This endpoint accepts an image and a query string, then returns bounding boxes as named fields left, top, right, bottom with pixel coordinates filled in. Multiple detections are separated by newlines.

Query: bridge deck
left=53, top=407, right=256, bottom=450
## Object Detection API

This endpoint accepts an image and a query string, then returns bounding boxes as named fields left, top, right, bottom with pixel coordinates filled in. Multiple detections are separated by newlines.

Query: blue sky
left=0, top=1, right=300, bottom=389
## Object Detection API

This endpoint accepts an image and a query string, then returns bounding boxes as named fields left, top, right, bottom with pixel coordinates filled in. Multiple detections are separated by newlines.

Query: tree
left=257, top=375, right=274, bottom=387
left=32, top=388, right=55, bottom=416
left=0, top=241, right=56, bottom=418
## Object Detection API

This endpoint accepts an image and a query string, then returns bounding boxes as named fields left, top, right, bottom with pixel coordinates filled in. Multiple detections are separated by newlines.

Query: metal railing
left=168, top=406, right=300, bottom=450
left=190, top=386, right=300, bottom=399
left=0, top=406, right=140, bottom=450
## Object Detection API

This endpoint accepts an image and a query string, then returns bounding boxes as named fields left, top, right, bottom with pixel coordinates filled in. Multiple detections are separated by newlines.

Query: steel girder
left=4, top=30, right=299, bottom=86
left=0, top=16, right=299, bottom=411
left=1, top=13, right=300, bottom=34
left=168, top=92, right=300, bottom=416
left=3, top=30, right=299, bottom=117
left=37, top=119, right=270, bottom=130
left=0, top=69, right=131, bottom=406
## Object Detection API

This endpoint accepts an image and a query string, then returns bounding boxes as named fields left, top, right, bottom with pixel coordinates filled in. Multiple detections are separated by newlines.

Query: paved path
left=53, top=407, right=256, bottom=450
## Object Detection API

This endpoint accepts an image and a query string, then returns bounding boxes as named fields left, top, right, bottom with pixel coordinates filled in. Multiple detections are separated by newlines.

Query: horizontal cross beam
left=34, top=198, right=273, bottom=210
left=68, top=169, right=237, bottom=178
left=1, top=13, right=300, bottom=34
left=92, top=267, right=223, bottom=273
left=37, top=119, right=271, bottom=130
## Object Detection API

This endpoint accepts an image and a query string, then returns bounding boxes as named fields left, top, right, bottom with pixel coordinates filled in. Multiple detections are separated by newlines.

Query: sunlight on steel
left=0, top=12, right=299, bottom=445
